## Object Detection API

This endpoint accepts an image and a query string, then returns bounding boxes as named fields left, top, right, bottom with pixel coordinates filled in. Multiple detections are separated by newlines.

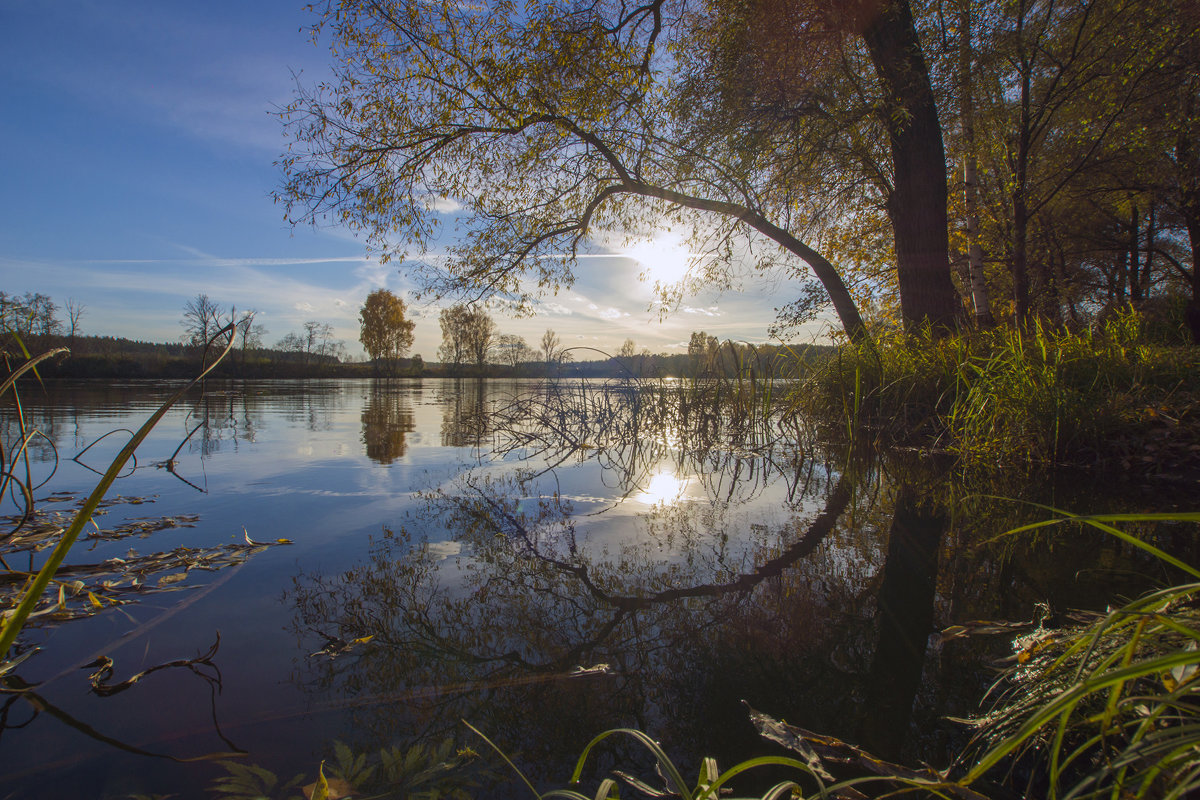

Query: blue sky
left=0, top=0, right=822, bottom=360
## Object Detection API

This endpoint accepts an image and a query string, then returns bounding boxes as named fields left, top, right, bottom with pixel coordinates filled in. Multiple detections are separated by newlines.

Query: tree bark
left=860, top=0, right=961, bottom=333
left=960, top=0, right=995, bottom=328
left=1010, top=0, right=1033, bottom=324
left=1184, top=208, right=1200, bottom=343
left=1129, top=203, right=1142, bottom=306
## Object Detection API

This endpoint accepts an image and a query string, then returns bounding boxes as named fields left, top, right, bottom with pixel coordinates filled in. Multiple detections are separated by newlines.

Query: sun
left=624, top=232, right=694, bottom=288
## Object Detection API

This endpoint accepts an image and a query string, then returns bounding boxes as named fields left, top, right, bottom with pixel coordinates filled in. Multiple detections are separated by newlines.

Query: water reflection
left=361, top=381, right=416, bottom=464
left=285, top=381, right=1193, bottom=782
left=288, top=464, right=853, bottom=774
left=487, top=379, right=811, bottom=508
left=634, top=470, right=690, bottom=505
left=285, top=377, right=932, bottom=780
left=1, top=379, right=1193, bottom=797
left=439, top=379, right=492, bottom=449
left=860, top=483, right=944, bottom=762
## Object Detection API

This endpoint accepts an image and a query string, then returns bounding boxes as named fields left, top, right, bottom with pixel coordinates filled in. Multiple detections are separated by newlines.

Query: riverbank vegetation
left=792, top=312, right=1200, bottom=477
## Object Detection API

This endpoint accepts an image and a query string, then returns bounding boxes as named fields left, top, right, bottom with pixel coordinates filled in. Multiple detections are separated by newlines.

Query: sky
left=0, top=0, right=826, bottom=361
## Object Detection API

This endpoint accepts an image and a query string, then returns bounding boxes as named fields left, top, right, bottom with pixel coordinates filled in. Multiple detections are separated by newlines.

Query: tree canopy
left=279, top=0, right=982, bottom=340
left=282, top=0, right=1200, bottom=342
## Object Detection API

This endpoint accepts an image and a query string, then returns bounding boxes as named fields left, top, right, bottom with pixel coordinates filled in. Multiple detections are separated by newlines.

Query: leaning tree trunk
left=861, top=0, right=962, bottom=333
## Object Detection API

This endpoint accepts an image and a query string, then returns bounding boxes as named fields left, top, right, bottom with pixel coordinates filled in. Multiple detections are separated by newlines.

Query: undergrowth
left=791, top=314, right=1200, bottom=474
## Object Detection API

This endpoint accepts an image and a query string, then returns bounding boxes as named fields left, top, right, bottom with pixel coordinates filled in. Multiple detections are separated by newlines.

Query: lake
left=1, top=378, right=1195, bottom=798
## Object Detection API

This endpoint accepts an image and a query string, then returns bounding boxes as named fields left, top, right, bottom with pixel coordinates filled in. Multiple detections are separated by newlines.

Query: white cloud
left=597, top=308, right=628, bottom=320
left=683, top=306, right=721, bottom=317
left=294, top=302, right=316, bottom=313
left=352, top=260, right=394, bottom=287
left=333, top=299, right=347, bottom=307
left=534, top=302, right=573, bottom=316
left=423, top=196, right=464, bottom=214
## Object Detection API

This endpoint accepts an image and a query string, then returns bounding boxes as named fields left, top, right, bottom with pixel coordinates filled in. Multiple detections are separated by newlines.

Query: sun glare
left=635, top=471, right=690, bottom=506
left=624, top=232, right=693, bottom=287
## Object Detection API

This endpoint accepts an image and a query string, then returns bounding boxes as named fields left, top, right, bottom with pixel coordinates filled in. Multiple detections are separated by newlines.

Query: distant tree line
left=2, top=289, right=828, bottom=380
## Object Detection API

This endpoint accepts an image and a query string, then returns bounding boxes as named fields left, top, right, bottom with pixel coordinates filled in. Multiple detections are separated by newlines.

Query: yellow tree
left=359, top=289, right=416, bottom=374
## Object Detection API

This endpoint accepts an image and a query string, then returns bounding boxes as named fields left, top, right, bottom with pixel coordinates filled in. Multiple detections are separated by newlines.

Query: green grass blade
left=462, top=720, right=544, bottom=799
left=0, top=328, right=234, bottom=657
left=967, top=649, right=1200, bottom=781
left=567, top=729, right=692, bottom=800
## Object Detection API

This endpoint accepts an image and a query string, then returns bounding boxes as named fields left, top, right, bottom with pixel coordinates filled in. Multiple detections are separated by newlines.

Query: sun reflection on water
left=635, top=471, right=690, bottom=505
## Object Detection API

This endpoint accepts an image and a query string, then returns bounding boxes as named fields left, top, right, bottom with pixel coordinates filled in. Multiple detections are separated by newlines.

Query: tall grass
left=791, top=313, right=1200, bottom=471
left=957, top=508, right=1200, bottom=799
left=0, top=324, right=237, bottom=663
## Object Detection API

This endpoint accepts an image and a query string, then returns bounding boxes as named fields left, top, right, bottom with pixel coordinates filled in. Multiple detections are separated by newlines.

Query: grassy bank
left=791, top=314, right=1200, bottom=476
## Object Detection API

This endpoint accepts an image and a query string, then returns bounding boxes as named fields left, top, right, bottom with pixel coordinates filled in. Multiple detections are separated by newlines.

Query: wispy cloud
left=533, top=302, right=573, bottom=316
left=77, top=256, right=372, bottom=267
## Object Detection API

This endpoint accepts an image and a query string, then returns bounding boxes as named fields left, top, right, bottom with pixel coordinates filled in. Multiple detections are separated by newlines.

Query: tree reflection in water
left=287, top=380, right=1182, bottom=788
left=485, top=378, right=815, bottom=507
left=288, top=380, right=954, bottom=784
left=361, top=380, right=416, bottom=464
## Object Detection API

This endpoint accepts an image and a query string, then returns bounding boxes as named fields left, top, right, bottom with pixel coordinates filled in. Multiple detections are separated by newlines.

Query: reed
left=0, top=323, right=238, bottom=663
left=466, top=721, right=823, bottom=800
left=958, top=508, right=1200, bottom=799
left=791, top=313, right=1200, bottom=472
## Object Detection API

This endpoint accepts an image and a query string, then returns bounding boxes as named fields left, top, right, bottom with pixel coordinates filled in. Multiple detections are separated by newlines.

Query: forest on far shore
left=13, top=329, right=831, bottom=381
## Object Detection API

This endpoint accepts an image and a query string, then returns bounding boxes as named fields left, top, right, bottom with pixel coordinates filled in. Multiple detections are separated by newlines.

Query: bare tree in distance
left=237, top=311, right=266, bottom=368
left=182, top=294, right=225, bottom=350
left=495, top=333, right=534, bottom=370
left=461, top=308, right=497, bottom=375
left=65, top=298, right=85, bottom=342
left=276, top=321, right=341, bottom=369
left=541, top=329, right=563, bottom=369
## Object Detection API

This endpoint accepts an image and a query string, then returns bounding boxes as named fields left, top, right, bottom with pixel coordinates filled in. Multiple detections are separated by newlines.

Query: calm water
left=1, top=379, right=1194, bottom=798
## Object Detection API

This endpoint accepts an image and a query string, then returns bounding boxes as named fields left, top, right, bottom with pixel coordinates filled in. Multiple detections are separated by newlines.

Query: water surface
left=1, top=378, right=1192, bottom=798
